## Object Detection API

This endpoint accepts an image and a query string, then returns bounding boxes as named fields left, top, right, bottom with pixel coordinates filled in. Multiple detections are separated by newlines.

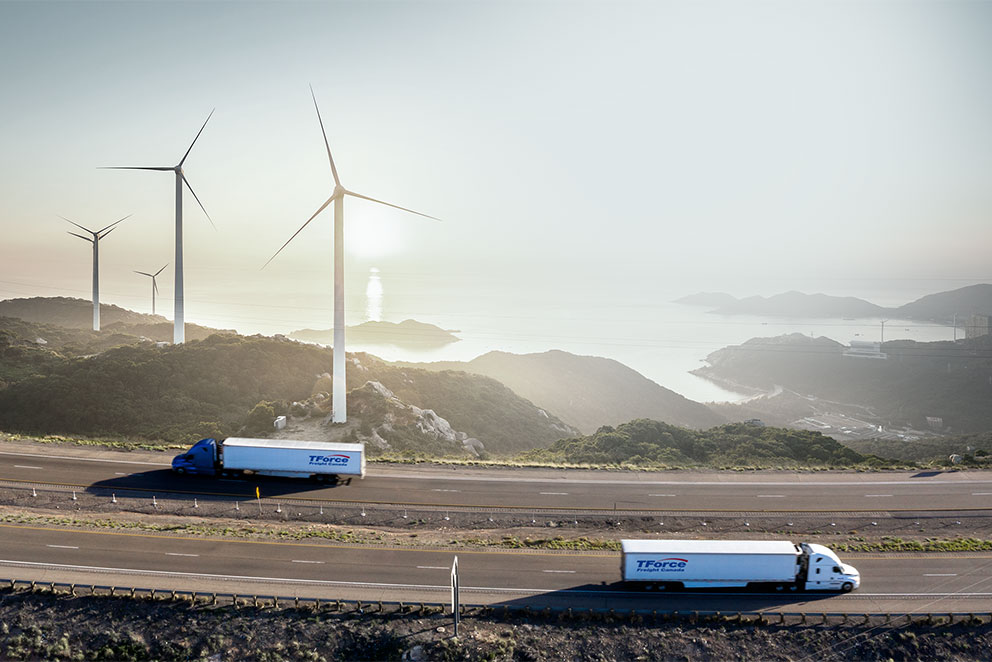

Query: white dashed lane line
left=539, top=492, right=569, bottom=496
left=648, top=494, right=676, bottom=497
left=416, top=566, right=448, bottom=570
left=291, top=560, right=324, bottom=565
left=757, top=495, right=785, bottom=498
left=46, top=545, right=79, bottom=550
left=165, top=553, right=199, bottom=557
left=14, top=465, right=43, bottom=469
left=865, top=494, right=893, bottom=498
left=542, top=570, right=577, bottom=574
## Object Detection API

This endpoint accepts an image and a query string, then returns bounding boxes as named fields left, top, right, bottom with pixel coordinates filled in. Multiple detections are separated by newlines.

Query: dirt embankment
left=1, top=589, right=990, bottom=661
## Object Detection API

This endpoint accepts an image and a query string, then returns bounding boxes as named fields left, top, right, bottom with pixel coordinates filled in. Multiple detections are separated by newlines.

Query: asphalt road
left=1, top=446, right=992, bottom=513
left=2, top=523, right=992, bottom=614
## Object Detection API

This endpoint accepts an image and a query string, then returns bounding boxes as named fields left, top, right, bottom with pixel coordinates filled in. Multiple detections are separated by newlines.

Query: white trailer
left=620, top=539, right=860, bottom=592
left=172, top=437, right=365, bottom=482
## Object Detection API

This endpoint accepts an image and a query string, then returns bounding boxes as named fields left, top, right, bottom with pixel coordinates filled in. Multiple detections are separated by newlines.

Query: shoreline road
left=1, top=524, right=992, bottom=614
left=1, top=445, right=992, bottom=512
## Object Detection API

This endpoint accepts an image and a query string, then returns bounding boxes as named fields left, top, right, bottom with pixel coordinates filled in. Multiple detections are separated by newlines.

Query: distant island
left=676, top=284, right=992, bottom=323
left=289, top=319, right=460, bottom=348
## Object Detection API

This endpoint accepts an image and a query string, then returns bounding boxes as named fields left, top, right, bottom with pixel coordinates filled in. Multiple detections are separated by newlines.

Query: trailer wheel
left=841, top=582, right=854, bottom=593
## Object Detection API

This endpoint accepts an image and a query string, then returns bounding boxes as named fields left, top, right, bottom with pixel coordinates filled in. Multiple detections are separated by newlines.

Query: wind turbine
left=265, top=88, right=441, bottom=423
left=134, top=264, right=169, bottom=316
left=63, top=214, right=130, bottom=331
left=104, top=110, right=216, bottom=344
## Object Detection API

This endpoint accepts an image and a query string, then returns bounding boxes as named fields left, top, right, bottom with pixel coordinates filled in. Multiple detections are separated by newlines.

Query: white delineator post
left=332, top=192, right=346, bottom=423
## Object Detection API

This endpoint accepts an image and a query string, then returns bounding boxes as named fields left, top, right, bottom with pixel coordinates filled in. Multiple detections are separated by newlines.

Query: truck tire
left=174, top=467, right=186, bottom=475
left=841, top=582, right=854, bottom=593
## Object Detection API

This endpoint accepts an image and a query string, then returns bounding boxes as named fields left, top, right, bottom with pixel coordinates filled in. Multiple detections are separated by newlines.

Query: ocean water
left=175, top=270, right=964, bottom=404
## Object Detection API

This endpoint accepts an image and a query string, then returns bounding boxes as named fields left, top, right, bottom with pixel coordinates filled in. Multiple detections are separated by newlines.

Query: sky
left=1, top=0, right=991, bottom=340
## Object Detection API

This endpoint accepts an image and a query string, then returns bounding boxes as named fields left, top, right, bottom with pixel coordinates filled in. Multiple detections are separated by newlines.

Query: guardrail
left=3, top=578, right=990, bottom=627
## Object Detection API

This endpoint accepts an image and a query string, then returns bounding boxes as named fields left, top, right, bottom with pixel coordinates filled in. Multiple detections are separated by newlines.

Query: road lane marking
left=4, top=559, right=992, bottom=598
left=757, top=495, right=785, bottom=498
left=291, top=560, right=324, bottom=564
left=539, top=492, right=569, bottom=496
left=973, top=493, right=992, bottom=496
left=45, top=545, right=78, bottom=549
left=648, top=494, right=676, bottom=497
left=115, top=472, right=128, bottom=475
left=542, top=570, right=577, bottom=573
left=431, top=489, right=460, bottom=493
left=165, top=553, right=199, bottom=557
left=416, top=566, right=448, bottom=570
left=924, top=573, right=958, bottom=576
left=865, top=495, right=893, bottom=498
left=14, top=465, right=43, bottom=470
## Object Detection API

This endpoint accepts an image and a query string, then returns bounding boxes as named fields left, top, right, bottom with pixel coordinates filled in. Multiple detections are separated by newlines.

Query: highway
left=2, top=446, right=992, bottom=513
left=1, top=443, right=991, bottom=613
left=2, top=523, right=992, bottom=614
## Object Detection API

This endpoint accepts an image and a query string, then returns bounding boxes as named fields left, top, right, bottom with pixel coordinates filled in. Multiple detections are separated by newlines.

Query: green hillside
left=523, top=419, right=880, bottom=469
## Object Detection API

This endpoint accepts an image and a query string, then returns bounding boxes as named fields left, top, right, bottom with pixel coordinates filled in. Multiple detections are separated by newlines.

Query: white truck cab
left=802, top=543, right=861, bottom=592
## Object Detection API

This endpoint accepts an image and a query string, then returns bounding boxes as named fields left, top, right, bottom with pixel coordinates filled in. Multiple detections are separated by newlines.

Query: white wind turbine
left=134, top=264, right=169, bottom=316
left=265, top=88, right=441, bottom=423
left=63, top=214, right=131, bottom=331
left=104, top=111, right=216, bottom=344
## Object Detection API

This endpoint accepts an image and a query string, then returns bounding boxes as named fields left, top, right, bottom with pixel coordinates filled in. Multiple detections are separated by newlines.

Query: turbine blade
left=135, top=271, right=154, bottom=277
left=345, top=190, right=442, bottom=221
left=61, top=216, right=96, bottom=234
left=67, top=231, right=92, bottom=242
left=182, top=174, right=216, bottom=230
left=310, top=86, right=341, bottom=186
left=99, top=227, right=117, bottom=240
left=262, top=194, right=336, bottom=269
left=99, top=166, right=174, bottom=171
left=154, top=263, right=169, bottom=277
left=97, top=213, right=132, bottom=236
left=179, top=108, right=215, bottom=167
left=153, top=280, right=159, bottom=296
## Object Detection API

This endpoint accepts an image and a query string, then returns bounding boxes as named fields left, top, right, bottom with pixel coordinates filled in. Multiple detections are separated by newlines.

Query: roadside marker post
left=256, top=486, right=262, bottom=515
left=450, top=555, right=460, bottom=637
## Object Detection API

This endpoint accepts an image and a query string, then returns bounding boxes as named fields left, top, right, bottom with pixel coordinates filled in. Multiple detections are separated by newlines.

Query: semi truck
left=171, top=437, right=365, bottom=482
left=621, top=539, right=860, bottom=592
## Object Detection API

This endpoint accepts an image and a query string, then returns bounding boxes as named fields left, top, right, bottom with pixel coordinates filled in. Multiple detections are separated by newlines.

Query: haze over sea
left=111, top=268, right=965, bottom=405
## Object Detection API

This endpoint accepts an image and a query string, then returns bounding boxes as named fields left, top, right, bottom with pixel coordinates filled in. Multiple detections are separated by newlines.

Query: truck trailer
left=171, top=437, right=365, bottom=482
left=620, top=539, right=860, bottom=592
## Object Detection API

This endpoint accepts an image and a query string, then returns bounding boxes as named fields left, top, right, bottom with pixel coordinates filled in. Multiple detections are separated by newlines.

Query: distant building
left=926, top=416, right=944, bottom=430
left=844, top=340, right=887, bottom=359
left=966, top=314, right=990, bottom=339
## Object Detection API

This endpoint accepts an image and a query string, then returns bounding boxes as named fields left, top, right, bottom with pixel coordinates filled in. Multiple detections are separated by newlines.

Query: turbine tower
left=104, top=111, right=215, bottom=344
left=63, top=215, right=130, bottom=331
left=265, top=88, right=441, bottom=423
left=134, top=264, right=168, bottom=316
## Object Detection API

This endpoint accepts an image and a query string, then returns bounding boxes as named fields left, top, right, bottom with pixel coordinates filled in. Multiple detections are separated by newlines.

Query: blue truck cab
left=171, top=438, right=219, bottom=475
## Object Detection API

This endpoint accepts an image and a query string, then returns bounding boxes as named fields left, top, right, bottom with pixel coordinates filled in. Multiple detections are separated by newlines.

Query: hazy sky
left=1, top=0, right=991, bottom=335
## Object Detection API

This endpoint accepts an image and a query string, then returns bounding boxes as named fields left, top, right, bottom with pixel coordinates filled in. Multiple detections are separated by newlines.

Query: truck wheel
left=174, top=467, right=186, bottom=475
left=841, top=582, right=854, bottom=593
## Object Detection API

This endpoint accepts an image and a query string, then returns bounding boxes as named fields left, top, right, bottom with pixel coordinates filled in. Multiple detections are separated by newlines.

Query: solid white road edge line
left=1, top=559, right=991, bottom=598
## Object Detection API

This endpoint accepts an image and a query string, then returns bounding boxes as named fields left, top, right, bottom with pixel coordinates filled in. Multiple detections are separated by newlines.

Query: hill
left=289, top=319, right=460, bottom=347
left=397, top=349, right=724, bottom=434
left=712, top=291, right=885, bottom=318
left=694, top=333, right=992, bottom=434
left=0, top=297, right=234, bottom=343
left=522, top=419, right=878, bottom=468
left=0, top=297, right=154, bottom=328
left=675, top=284, right=992, bottom=323
left=892, top=283, right=992, bottom=322
left=0, top=334, right=574, bottom=454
